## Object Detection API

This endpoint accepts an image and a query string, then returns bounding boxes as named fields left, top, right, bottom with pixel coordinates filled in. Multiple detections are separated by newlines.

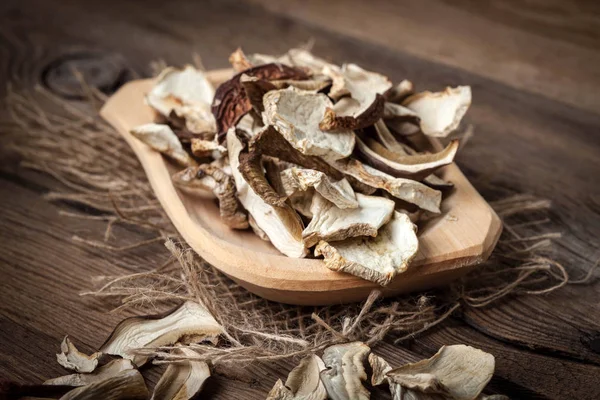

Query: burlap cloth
left=5, top=83, right=595, bottom=366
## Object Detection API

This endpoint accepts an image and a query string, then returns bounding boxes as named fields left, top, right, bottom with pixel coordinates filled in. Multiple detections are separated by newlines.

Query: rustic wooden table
left=1, top=1, right=599, bottom=399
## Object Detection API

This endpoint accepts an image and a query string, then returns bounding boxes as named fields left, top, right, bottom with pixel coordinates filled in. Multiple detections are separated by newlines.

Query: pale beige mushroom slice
left=227, top=128, right=307, bottom=258
left=332, top=159, right=442, bottom=213
left=319, top=64, right=392, bottom=131
left=403, top=86, right=472, bottom=138
left=368, top=353, right=392, bottom=386
left=355, top=136, right=459, bottom=180
left=56, top=336, right=101, bottom=373
left=146, top=65, right=216, bottom=134
left=280, top=167, right=358, bottom=209
left=266, top=354, right=327, bottom=400
left=100, top=301, right=223, bottom=366
left=386, top=345, right=495, bottom=400
left=58, top=369, right=148, bottom=400
left=303, top=193, right=395, bottom=248
left=190, top=138, right=227, bottom=159
left=45, top=359, right=134, bottom=387
left=320, top=342, right=371, bottom=400
left=130, top=123, right=195, bottom=167
left=315, top=212, right=418, bottom=285
left=263, top=87, right=355, bottom=160
left=151, top=347, right=210, bottom=400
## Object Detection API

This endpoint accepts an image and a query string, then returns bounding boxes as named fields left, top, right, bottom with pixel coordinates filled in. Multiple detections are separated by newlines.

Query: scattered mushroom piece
left=130, top=123, right=196, bottom=167
left=263, top=87, right=356, bottom=160
left=100, top=301, right=223, bottom=366
left=212, top=64, right=309, bottom=140
left=319, top=64, right=392, bottom=131
left=227, top=128, right=307, bottom=258
left=146, top=65, right=216, bottom=135
left=266, top=354, right=327, bottom=400
left=303, top=193, right=395, bottom=248
left=190, top=138, right=227, bottom=159
left=386, top=80, right=415, bottom=103
left=150, top=347, right=210, bottom=400
left=368, top=353, right=392, bottom=386
left=355, top=136, right=459, bottom=180
left=332, top=159, right=442, bottom=213
left=56, top=337, right=101, bottom=373
left=386, top=345, right=495, bottom=400
left=45, top=359, right=134, bottom=387
left=320, top=342, right=371, bottom=400
left=403, top=86, right=472, bottom=138
left=59, top=369, right=148, bottom=400
left=280, top=167, right=358, bottom=209
left=315, top=211, right=418, bottom=285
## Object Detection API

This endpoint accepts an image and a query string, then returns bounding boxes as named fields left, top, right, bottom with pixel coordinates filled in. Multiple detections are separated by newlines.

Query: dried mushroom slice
left=386, top=80, right=415, bottom=104
left=403, top=86, right=472, bottom=138
left=56, top=336, right=101, bottom=373
left=146, top=65, right=216, bottom=135
left=59, top=369, right=148, bottom=400
left=100, top=301, right=223, bottom=366
left=266, top=354, right=327, bottom=400
left=315, top=212, right=418, bottom=286
left=281, top=167, right=358, bottom=209
left=319, top=64, right=392, bottom=131
left=172, top=166, right=217, bottom=199
left=386, top=345, right=495, bottom=400
left=190, top=138, right=227, bottom=159
left=131, top=123, right=196, bottom=167
left=213, top=64, right=309, bottom=141
left=151, top=347, right=210, bottom=400
left=373, top=120, right=416, bottom=156
left=356, top=136, right=459, bottom=180
left=228, top=128, right=307, bottom=258
left=238, top=149, right=288, bottom=208
left=320, top=342, right=371, bottom=400
left=45, top=359, right=134, bottom=387
left=422, top=174, right=454, bottom=190
left=332, top=159, right=442, bottom=213
left=368, top=353, right=392, bottom=386
left=263, top=87, right=355, bottom=160
left=303, top=193, right=395, bottom=248
left=383, top=102, right=420, bottom=124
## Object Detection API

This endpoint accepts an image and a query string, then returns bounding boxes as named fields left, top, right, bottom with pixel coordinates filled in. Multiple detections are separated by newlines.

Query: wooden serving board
left=100, top=69, right=502, bottom=306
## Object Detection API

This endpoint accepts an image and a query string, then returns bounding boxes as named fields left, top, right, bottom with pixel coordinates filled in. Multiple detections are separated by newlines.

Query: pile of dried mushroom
left=131, top=47, right=471, bottom=285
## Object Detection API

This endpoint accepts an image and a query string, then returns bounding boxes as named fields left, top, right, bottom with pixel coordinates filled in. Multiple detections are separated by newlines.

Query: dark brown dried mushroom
left=212, top=64, right=309, bottom=141
left=130, top=123, right=196, bottom=167
left=315, top=211, right=418, bottom=285
left=150, top=347, right=210, bottom=400
left=59, top=369, right=148, bottom=400
left=386, top=345, right=495, bottom=400
left=266, top=354, right=327, bottom=400
left=56, top=336, right=101, bottom=373
left=303, top=193, right=395, bottom=248
left=100, top=301, right=223, bottom=366
left=320, top=342, right=371, bottom=400
left=45, top=359, right=134, bottom=387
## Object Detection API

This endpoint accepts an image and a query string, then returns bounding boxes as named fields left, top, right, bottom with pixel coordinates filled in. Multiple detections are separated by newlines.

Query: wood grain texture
left=1, top=0, right=599, bottom=398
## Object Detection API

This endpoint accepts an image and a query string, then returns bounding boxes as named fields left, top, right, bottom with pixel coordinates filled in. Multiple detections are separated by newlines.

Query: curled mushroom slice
left=281, top=167, right=358, bottom=209
left=332, top=159, right=442, bottom=213
left=213, top=64, right=309, bottom=141
left=263, top=87, right=355, bottom=160
left=403, top=86, right=472, bottom=138
left=59, top=369, right=148, bottom=400
left=373, top=120, right=417, bottom=156
left=151, top=347, right=210, bottom=400
left=228, top=128, right=307, bottom=258
left=238, top=148, right=288, bottom=207
left=130, top=123, right=195, bottom=167
left=267, top=354, right=327, bottom=400
left=45, top=359, right=134, bottom=387
left=320, top=342, right=371, bottom=400
left=146, top=66, right=216, bottom=135
left=303, top=193, right=394, bottom=248
left=100, top=301, right=223, bottom=366
left=386, top=80, right=415, bottom=104
left=355, top=136, right=459, bottom=180
left=319, top=64, right=392, bottom=131
left=315, top=212, right=418, bottom=285
left=56, top=337, right=101, bottom=373
left=190, top=138, right=227, bottom=159
left=368, top=353, right=392, bottom=386
left=386, top=345, right=495, bottom=400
